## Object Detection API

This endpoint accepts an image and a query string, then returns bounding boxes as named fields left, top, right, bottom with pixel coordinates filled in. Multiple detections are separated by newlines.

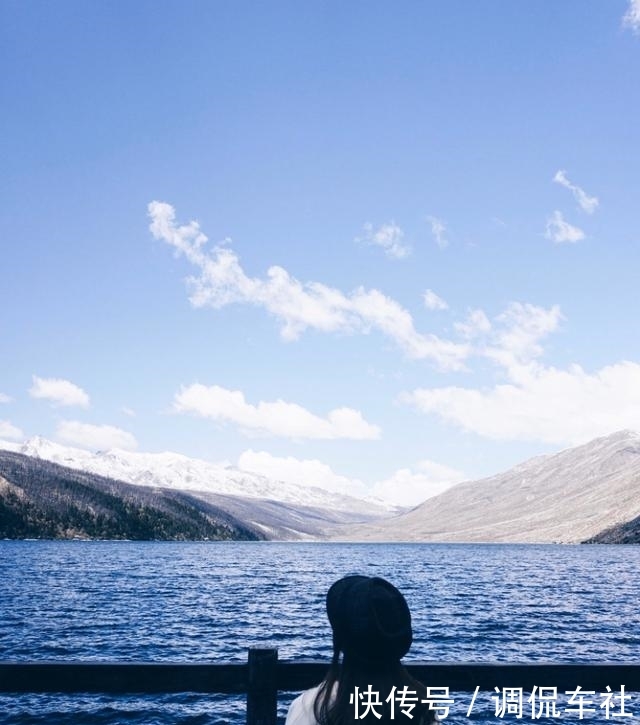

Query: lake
left=1, top=541, right=639, bottom=723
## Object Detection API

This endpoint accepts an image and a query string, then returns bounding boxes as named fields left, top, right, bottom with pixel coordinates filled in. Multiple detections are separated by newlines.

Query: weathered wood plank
left=276, top=662, right=640, bottom=692
left=0, top=662, right=248, bottom=693
left=406, top=663, right=640, bottom=692
left=2, top=659, right=640, bottom=694
left=247, top=648, right=278, bottom=725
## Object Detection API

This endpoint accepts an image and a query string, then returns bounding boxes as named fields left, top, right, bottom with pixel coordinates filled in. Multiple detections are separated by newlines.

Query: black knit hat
left=326, top=575, right=413, bottom=664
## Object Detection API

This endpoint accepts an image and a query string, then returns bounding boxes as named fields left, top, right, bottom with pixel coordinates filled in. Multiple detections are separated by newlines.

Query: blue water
left=1, top=541, right=639, bottom=723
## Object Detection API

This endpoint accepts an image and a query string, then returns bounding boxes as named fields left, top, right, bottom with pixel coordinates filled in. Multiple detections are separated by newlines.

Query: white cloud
left=29, top=376, right=90, bottom=408
left=371, top=460, right=467, bottom=507
left=444, top=302, right=562, bottom=377
left=427, top=215, right=448, bottom=249
left=238, top=449, right=369, bottom=497
left=173, top=383, right=381, bottom=440
left=623, top=0, right=640, bottom=33
left=238, top=449, right=466, bottom=507
left=122, top=407, right=136, bottom=417
left=358, top=222, right=410, bottom=259
left=553, top=170, right=599, bottom=214
left=56, top=421, right=138, bottom=451
left=0, top=393, right=12, bottom=403
left=545, top=211, right=585, bottom=244
left=423, top=289, right=449, bottom=311
left=454, top=309, right=492, bottom=339
left=397, top=302, right=638, bottom=448
left=402, top=361, right=640, bottom=447
left=0, top=420, right=24, bottom=441
left=483, top=302, right=563, bottom=378
left=149, top=201, right=469, bottom=370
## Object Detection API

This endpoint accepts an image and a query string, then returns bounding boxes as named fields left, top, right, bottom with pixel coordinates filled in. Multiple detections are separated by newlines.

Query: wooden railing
left=1, top=649, right=640, bottom=724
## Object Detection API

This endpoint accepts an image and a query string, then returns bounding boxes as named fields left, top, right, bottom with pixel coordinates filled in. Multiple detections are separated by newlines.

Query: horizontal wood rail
left=2, top=649, right=640, bottom=724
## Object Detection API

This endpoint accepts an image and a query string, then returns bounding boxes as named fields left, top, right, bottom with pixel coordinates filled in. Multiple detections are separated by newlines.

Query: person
left=286, top=574, right=436, bottom=724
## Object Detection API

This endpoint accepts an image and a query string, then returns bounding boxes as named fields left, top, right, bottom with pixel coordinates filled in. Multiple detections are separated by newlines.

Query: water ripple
left=1, top=541, right=639, bottom=723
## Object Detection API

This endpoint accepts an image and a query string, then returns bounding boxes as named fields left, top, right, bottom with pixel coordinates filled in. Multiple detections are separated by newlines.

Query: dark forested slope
left=582, top=515, right=640, bottom=544
left=0, top=451, right=263, bottom=541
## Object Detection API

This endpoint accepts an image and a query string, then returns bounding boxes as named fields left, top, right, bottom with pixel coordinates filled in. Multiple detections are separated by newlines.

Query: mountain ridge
left=0, top=443, right=394, bottom=540
left=4, top=431, right=640, bottom=543
left=330, top=430, right=640, bottom=543
left=0, top=450, right=262, bottom=541
left=0, top=436, right=395, bottom=518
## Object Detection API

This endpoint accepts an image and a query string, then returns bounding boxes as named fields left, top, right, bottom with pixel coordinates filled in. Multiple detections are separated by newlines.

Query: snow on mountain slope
left=331, top=430, right=640, bottom=543
left=0, top=436, right=393, bottom=518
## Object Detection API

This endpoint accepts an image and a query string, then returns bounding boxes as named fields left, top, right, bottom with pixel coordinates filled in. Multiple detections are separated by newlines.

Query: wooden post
left=246, top=648, right=278, bottom=725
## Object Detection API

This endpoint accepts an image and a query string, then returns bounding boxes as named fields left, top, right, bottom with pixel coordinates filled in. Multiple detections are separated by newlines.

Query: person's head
left=314, top=575, right=431, bottom=724
left=326, top=574, right=413, bottom=668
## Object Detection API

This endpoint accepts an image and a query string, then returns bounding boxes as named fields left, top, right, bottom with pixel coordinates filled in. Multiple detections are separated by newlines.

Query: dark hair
left=313, top=576, right=435, bottom=724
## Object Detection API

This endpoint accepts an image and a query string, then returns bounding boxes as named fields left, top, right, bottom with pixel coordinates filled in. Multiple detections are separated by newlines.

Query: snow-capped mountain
left=331, top=430, right=640, bottom=543
left=0, top=449, right=261, bottom=541
left=0, top=436, right=393, bottom=518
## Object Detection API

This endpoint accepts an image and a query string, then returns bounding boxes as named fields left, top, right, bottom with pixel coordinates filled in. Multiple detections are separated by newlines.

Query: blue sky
left=1, top=1, right=639, bottom=505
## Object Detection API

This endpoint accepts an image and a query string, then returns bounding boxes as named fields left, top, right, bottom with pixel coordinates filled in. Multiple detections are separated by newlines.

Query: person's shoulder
left=285, top=684, right=322, bottom=725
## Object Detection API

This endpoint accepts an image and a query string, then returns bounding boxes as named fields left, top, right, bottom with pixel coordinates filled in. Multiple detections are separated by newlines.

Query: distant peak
left=21, top=435, right=56, bottom=453
left=23, top=435, right=51, bottom=446
left=609, top=429, right=640, bottom=439
left=588, top=430, right=640, bottom=448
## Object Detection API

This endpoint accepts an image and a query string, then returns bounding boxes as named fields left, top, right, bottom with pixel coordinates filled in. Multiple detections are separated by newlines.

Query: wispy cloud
left=454, top=309, right=492, bottom=339
left=623, top=0, right=640, bottom=33
left=371, top=459, right=467, bottom=507
left=238, top=449, right=369, bottom=497
left=239, top=449, right=466, bottom=507
left=0, top=393, right=12, bottom=404
left=398, top=301, right=618, bottom=447
left=29, top=376, right=90, bottom=408
left=122, top=407, right=136, bottom=417
left=444, top=302, right=562, bottom=376
left=149, top=201, right=469, bottom=370
left=423, top=289, right=449, bottom=311
left=426, top=215, right=448, bottom=249
left=174, top=383, right=381, bottom=440
left=0, top=420, right=24, bottom=441
left=357, top=221, right=410, bottom=259
left=553, top=170, right=599, bottom=214
left=545, top=211, right=585, bottom=244
left=483, top=302, right=563, bottom=378
left=56, top=421, right=137, bottom=450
